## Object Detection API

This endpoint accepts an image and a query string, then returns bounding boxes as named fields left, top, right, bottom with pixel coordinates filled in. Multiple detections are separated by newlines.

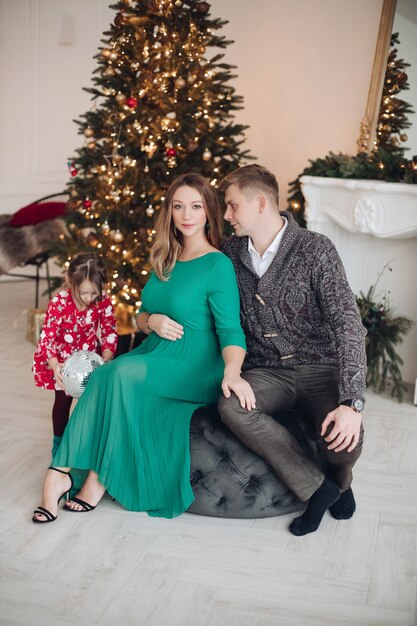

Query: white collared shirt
left=248, top=217, right=288, bottom=277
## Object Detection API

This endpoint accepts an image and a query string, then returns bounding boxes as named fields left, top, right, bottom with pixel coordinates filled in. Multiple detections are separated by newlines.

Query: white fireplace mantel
left=299, top=175, right=417, bottom=387
left=301, top=176, right=417, bottom=239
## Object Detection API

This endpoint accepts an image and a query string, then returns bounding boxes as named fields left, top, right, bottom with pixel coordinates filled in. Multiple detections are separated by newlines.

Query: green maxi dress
left=53, top=252, right=246, bottom=518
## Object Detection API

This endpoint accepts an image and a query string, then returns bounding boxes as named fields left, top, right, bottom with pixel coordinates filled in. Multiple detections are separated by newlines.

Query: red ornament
left=166, top=147, right=177, bottom=157
left=83, top=199, right=92, bottom=208
left=115, top=13, right=127, bottom=27
left=67, top=160, right=78, bottom=177
left=126, top=96, right=138, bottom=108
left=194, top=1, right=210, bottom=14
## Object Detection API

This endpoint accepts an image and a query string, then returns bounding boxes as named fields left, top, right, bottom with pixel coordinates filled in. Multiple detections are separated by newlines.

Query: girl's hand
left=101, top=348, right=114, bottom=363
left=221, top=373, right=256, bottom=410
left=52, top=363, right=64, bottom=389
left=148, top=314, right=184, bottom=341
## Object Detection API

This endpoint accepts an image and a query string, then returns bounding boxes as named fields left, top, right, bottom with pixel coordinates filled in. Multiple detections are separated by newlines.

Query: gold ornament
left=115, top=93, right=127, bottom=104
left=109, top=52, right=118, bottom=61
left=111, top=230, right=124, bottom=242
left=175, top=77, right=186, bottom=88
left=86, top=141, right=96, bottom=150
left=122, top=186, right=131, bottom=196
left=102, top=49, right=111, bottom=58
left=146, top=206, right=155, bottom=216
left=86, top=233, right=99, bottom=247
left=84, top=127, right=94, bottom=138
left=175, top=0, right=182, bottom=6
left=400, top=133, right=408, bottom=142
left=103, top=67, right=115, bottom=77
left=166, top=111, right=177, bottom=119
left=202, top=149, right=212, bottom=161
left=187, top=74, right=197, bottom=84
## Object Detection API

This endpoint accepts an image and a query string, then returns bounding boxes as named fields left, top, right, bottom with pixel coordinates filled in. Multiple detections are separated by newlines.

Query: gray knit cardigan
left=222, top=211, right=367, bottom=403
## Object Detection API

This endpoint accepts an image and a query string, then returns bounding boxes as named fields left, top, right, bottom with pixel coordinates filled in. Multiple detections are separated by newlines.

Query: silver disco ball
left=62, top=350, right=104, bottom=398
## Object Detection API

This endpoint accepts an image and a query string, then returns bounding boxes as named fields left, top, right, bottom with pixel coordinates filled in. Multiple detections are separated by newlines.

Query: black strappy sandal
left=32, top=467, right=73, bottom=524
left=63, top=496, right=97, bottom=513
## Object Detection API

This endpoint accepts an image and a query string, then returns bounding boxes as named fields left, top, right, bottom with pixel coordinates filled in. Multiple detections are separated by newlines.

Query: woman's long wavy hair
left=150, top=173, right=223, bottom=281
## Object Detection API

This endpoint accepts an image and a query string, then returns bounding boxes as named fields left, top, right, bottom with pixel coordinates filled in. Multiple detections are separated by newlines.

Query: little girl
left=33, top=253, right=118, bottom=455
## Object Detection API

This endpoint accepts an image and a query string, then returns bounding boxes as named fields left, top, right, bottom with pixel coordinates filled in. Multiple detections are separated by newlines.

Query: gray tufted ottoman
left=188, top=406, right=319, bottom=518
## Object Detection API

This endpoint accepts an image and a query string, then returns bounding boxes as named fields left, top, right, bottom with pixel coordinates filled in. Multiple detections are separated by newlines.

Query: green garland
left=287, top=148, right=417, bottom=228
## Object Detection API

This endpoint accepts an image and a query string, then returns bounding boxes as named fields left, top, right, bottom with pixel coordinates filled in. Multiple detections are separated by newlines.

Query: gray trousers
left=218, top=365, right=364, bottom=502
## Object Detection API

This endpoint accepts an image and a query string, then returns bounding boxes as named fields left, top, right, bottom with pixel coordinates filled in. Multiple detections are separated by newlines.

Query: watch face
left=352, top=398, right=365, bottom=412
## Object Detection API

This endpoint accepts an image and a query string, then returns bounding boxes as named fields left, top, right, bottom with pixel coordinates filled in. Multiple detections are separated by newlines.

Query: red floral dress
left=33, top=289, right=118, bottom=390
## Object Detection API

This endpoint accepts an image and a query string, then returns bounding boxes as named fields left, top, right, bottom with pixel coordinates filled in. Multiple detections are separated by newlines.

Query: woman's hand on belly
left=148, top=314, right=184, bottom=341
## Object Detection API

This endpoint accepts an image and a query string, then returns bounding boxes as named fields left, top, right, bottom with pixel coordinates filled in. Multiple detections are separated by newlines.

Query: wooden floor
left=1, top=279, right=416, bottom=626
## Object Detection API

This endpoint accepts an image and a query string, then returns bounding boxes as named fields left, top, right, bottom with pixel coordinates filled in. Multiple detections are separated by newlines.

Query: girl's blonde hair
left=64, top=253, right=108, bottom=302
left=150, top=173, right=223, bottom=281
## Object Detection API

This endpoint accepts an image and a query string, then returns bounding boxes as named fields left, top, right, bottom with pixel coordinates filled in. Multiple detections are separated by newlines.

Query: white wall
left=210, top=0, right=383, bottom=206
left=0, top=0, right=382, bottom=213
left=0, top=0, right=114, bottom=213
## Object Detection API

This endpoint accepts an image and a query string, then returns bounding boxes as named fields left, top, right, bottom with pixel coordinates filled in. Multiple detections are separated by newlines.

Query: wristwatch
left=340, top=398, right=365, bottom=413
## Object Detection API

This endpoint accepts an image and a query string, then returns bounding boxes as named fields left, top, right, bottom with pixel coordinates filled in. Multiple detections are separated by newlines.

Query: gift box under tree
left=26, top=308, right=46, bottom=345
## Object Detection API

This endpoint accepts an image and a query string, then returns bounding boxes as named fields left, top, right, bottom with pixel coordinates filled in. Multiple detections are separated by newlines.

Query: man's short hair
left=219, top=164, right=279, bottom=207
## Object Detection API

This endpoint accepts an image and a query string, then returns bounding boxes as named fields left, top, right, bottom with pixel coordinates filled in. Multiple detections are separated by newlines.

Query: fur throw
left=0, top=215, right=66, bottom=275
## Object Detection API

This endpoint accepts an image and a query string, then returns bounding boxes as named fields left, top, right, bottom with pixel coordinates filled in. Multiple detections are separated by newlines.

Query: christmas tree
left=376, top=33, right=415, bottom=154
left=58, top=0, right=252, bottom=319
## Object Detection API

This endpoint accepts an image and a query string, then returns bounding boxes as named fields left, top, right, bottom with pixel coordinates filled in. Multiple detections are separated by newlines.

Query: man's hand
left=321, top=405, right=362, bottom=453
left=222, top=372, right=256, bottom=410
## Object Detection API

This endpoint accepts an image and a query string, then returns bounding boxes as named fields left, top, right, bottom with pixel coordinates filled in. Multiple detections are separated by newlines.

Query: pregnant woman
left=33, top=172, right=254, bottom=523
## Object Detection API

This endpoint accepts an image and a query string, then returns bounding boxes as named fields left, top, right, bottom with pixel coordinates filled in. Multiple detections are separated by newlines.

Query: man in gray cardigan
left=218, top=164, right=366, bottom=536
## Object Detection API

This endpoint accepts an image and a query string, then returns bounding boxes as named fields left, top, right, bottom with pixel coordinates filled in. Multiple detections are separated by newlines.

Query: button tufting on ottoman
left=188, top=405, right=319, bottom=518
